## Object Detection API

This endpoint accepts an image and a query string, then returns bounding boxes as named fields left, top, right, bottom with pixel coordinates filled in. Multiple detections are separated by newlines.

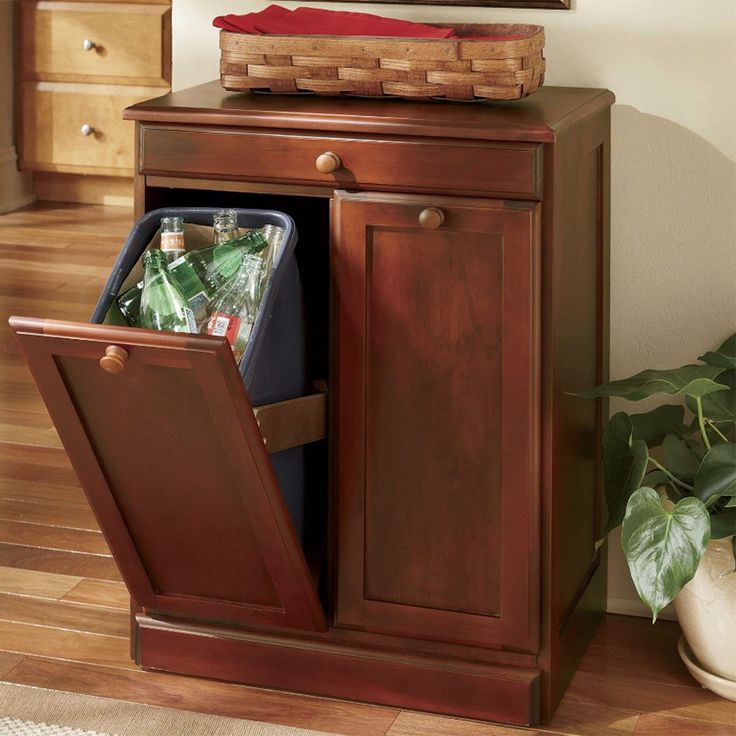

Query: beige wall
left=0, top=1, right=33, bottom=213
left=172, top=0, right=736, bottom=617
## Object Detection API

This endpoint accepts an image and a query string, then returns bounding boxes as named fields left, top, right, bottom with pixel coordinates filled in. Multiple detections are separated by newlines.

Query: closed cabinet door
left=10, top=318, right=325, bottom=633
left=333, top=191, right=540, bottom=652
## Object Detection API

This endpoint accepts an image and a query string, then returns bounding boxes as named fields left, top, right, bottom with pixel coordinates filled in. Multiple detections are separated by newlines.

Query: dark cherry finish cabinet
left=12, top=82, right=613, bottom=727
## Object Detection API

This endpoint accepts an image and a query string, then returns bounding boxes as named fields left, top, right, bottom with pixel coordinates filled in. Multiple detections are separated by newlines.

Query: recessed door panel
left=10, top=318, right=325, bottom=633
left=333, top=191, right=540, bottom=651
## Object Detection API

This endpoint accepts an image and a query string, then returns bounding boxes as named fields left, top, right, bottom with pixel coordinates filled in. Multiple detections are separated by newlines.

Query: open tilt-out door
left=10, top=317, right=326, bottom=632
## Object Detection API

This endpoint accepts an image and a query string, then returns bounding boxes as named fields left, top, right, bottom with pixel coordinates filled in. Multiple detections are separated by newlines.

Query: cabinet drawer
left=21, top=82, right=162, bottom=175
left=19, top=2, right=170, bottom=86
left=140, top=127, right=542, bottom=199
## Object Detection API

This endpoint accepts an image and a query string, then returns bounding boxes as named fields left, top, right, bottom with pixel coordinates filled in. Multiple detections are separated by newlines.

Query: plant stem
left=648, top=457, right=694, bottom=492
left=695, top=397, right=712, bottom=451
left=706, top=420, right=729, bottom=443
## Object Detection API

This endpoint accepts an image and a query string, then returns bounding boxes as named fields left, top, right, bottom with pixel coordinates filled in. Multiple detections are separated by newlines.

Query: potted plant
left=577, top=334, right=736, bottom=699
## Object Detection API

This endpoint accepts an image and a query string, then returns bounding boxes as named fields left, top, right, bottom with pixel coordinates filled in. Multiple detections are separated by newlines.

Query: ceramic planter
left=674, top=537, right=736, bottom=699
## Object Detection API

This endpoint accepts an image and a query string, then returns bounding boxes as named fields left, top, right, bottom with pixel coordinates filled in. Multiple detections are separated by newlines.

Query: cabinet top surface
left=124, top=80, right=614, bottom=143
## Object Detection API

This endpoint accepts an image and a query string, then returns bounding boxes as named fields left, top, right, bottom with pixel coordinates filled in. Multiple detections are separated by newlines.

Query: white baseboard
left=607, top=595, right=678, bottom=622
left=0, top=145, right=35, bottom=214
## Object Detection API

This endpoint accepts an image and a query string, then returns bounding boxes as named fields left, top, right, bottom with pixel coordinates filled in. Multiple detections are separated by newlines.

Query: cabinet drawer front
left=334, top=191, right=541, bottom=652
left=19, top=2, right=170, bottom=86
left=21, top=83, right=161, bottom=175
left=140, top=127, right=541, bottom=199
left=9, top=317, right=326, bottom=633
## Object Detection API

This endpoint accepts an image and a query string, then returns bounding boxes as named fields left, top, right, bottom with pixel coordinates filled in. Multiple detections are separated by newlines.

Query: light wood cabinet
left=17, top=0, right=171, bottom=203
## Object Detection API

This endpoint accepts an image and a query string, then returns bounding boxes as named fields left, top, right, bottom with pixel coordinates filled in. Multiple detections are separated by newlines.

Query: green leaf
left=710, top=508, right=735, bottom=539
left=699, top=334, right=736, bottom=370
left=643, top=469, right=671, bottom=486
left=622, top=487, right=710, bottom=621
left=603, top=413, right=649, bottom=533
left=686, top=370, right=736, bottom=423
left=694, top=444, right=736, bottom=503
left=630, top=405, right=689, bottom=447
left=662, top=434, right=701, bottom=483
left=575, top=365, right=729, bottom=402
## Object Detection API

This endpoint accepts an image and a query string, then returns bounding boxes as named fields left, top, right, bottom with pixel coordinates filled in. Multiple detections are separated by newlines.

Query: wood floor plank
left=0, top=566, right=82, bottom=600
left=0, top=620, right=132, bottom=669
left=0, top=592, right=129, bottom=638
left=541, top=700, right=640, bottom=736
left=0, top=498, right=99, bottom=531
left=385, top=712, right=540, bottom=735
left=632, top=714, right=736, bottom=736
left=0, top=652, right=25, bottom=679
left=6, top=658, right=401, bottom=736
left=566, top=669, right=736, bottom=727
left=0, top=520, right=108, bottom=555
left=0, top=542, right=120, bottom=581
left=61, top=579, right=130, bottom=610
left=0, top=478, right=89, bottom=510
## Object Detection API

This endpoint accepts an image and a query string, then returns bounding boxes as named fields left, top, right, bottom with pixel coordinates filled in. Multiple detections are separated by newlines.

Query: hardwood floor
left=0, top=202, right=733, bottom=736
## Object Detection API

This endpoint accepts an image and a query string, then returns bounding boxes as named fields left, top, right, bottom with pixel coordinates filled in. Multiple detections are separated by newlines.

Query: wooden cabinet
left=12, top=83, right=613, bottom=727
left=17, top=0, right=171, bottom=204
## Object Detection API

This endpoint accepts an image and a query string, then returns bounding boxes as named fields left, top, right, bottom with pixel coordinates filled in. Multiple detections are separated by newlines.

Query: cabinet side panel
left=540, top=109, right=610, bottom=718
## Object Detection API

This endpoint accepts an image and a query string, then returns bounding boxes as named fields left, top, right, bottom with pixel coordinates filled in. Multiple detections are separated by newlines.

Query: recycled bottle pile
left=116, top=209, right=284, bottom=364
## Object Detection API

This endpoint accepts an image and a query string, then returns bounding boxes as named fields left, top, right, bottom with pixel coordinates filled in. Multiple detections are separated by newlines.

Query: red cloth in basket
left=212, top=5, right=527, bottom=40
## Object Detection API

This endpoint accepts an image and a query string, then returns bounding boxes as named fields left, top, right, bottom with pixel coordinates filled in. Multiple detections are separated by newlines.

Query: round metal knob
left=99, top=345, right=129, bottom=374
left=82, top=39, right=97, bottom=51
left=315, top=152, right=341, bottom=174
left=418, top=207, right=445, bottom=230
left=80, top=124, right=95, bottom=137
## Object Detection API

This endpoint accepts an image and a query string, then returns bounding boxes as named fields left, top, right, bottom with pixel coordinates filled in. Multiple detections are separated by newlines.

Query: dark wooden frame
left=311, top=0, right=570, bottom=7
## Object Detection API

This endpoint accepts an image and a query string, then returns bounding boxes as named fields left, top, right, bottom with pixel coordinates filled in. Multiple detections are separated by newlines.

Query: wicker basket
left=219, top=23, right=545, bottom=101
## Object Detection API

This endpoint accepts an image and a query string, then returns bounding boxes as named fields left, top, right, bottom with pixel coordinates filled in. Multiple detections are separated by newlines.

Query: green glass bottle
left=206, top=254, right=264, bottom=363
left=139, top=249, right=197, bottom=333
left=176, top=211, right=268, bottom=295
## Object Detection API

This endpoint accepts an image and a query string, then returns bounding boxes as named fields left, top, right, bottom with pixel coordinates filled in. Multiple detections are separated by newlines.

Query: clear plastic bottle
left=206, top=254, right=264, bottom=363
left=139, top=249, right=197, bottom=333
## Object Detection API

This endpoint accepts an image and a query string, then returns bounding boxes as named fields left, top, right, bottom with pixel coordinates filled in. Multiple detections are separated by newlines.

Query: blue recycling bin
left=90, top=207, right=310, bottom=541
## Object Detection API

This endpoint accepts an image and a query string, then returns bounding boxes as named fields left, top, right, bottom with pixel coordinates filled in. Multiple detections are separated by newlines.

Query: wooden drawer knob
left=82, top=39, right=97, bottom=51
left=99, top=345, right=129, bottom=374
left=419, top=207, right=445, bottom=230
left=80, top=124, right=95, bottom=137
left=315, top=152, right=341, bottom=174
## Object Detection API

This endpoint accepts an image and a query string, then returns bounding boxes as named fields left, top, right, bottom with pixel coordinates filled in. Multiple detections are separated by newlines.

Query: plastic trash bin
left=90, top=207, right=310, bottom=542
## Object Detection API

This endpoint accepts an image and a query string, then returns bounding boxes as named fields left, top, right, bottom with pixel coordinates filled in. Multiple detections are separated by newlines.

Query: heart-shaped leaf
left=662, top=434, right=701, bottom=483
left=630, top=405, right=690, bottom=447
left=694, top=444, right=736, bottom=503
left=699, top=334, right=736, bottom=370
left=686, top=370, right=736, bottom=422
left=575, top=365, right=729, bottom=402
left=603, top=413, right=649, bottom=534
left=622, top=487, right=710, bottom=621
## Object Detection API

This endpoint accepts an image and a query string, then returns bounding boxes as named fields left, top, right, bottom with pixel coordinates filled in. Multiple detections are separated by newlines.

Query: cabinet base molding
left=136, top=615, right=542, bottom=726
left=33, top=173, right=134, bottom=207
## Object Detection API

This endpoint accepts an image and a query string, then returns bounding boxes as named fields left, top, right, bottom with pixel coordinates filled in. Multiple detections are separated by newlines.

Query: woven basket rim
left=219, top=24, right=544, bottom=44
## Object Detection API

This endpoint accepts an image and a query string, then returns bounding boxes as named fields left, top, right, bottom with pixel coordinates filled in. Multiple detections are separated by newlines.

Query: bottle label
left=161, top=232, right=185, bottom=253
left=207, top=312, right=241, bottom=345
left=183, top=307, right=198, bottom=333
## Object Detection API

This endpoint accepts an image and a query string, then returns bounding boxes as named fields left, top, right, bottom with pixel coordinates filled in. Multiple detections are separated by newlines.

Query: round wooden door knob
left=99, top=345, right=129, bottom=374
left=419, top=207, right=445, bottom=230
left=315, top=152, right=341, bottom=174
